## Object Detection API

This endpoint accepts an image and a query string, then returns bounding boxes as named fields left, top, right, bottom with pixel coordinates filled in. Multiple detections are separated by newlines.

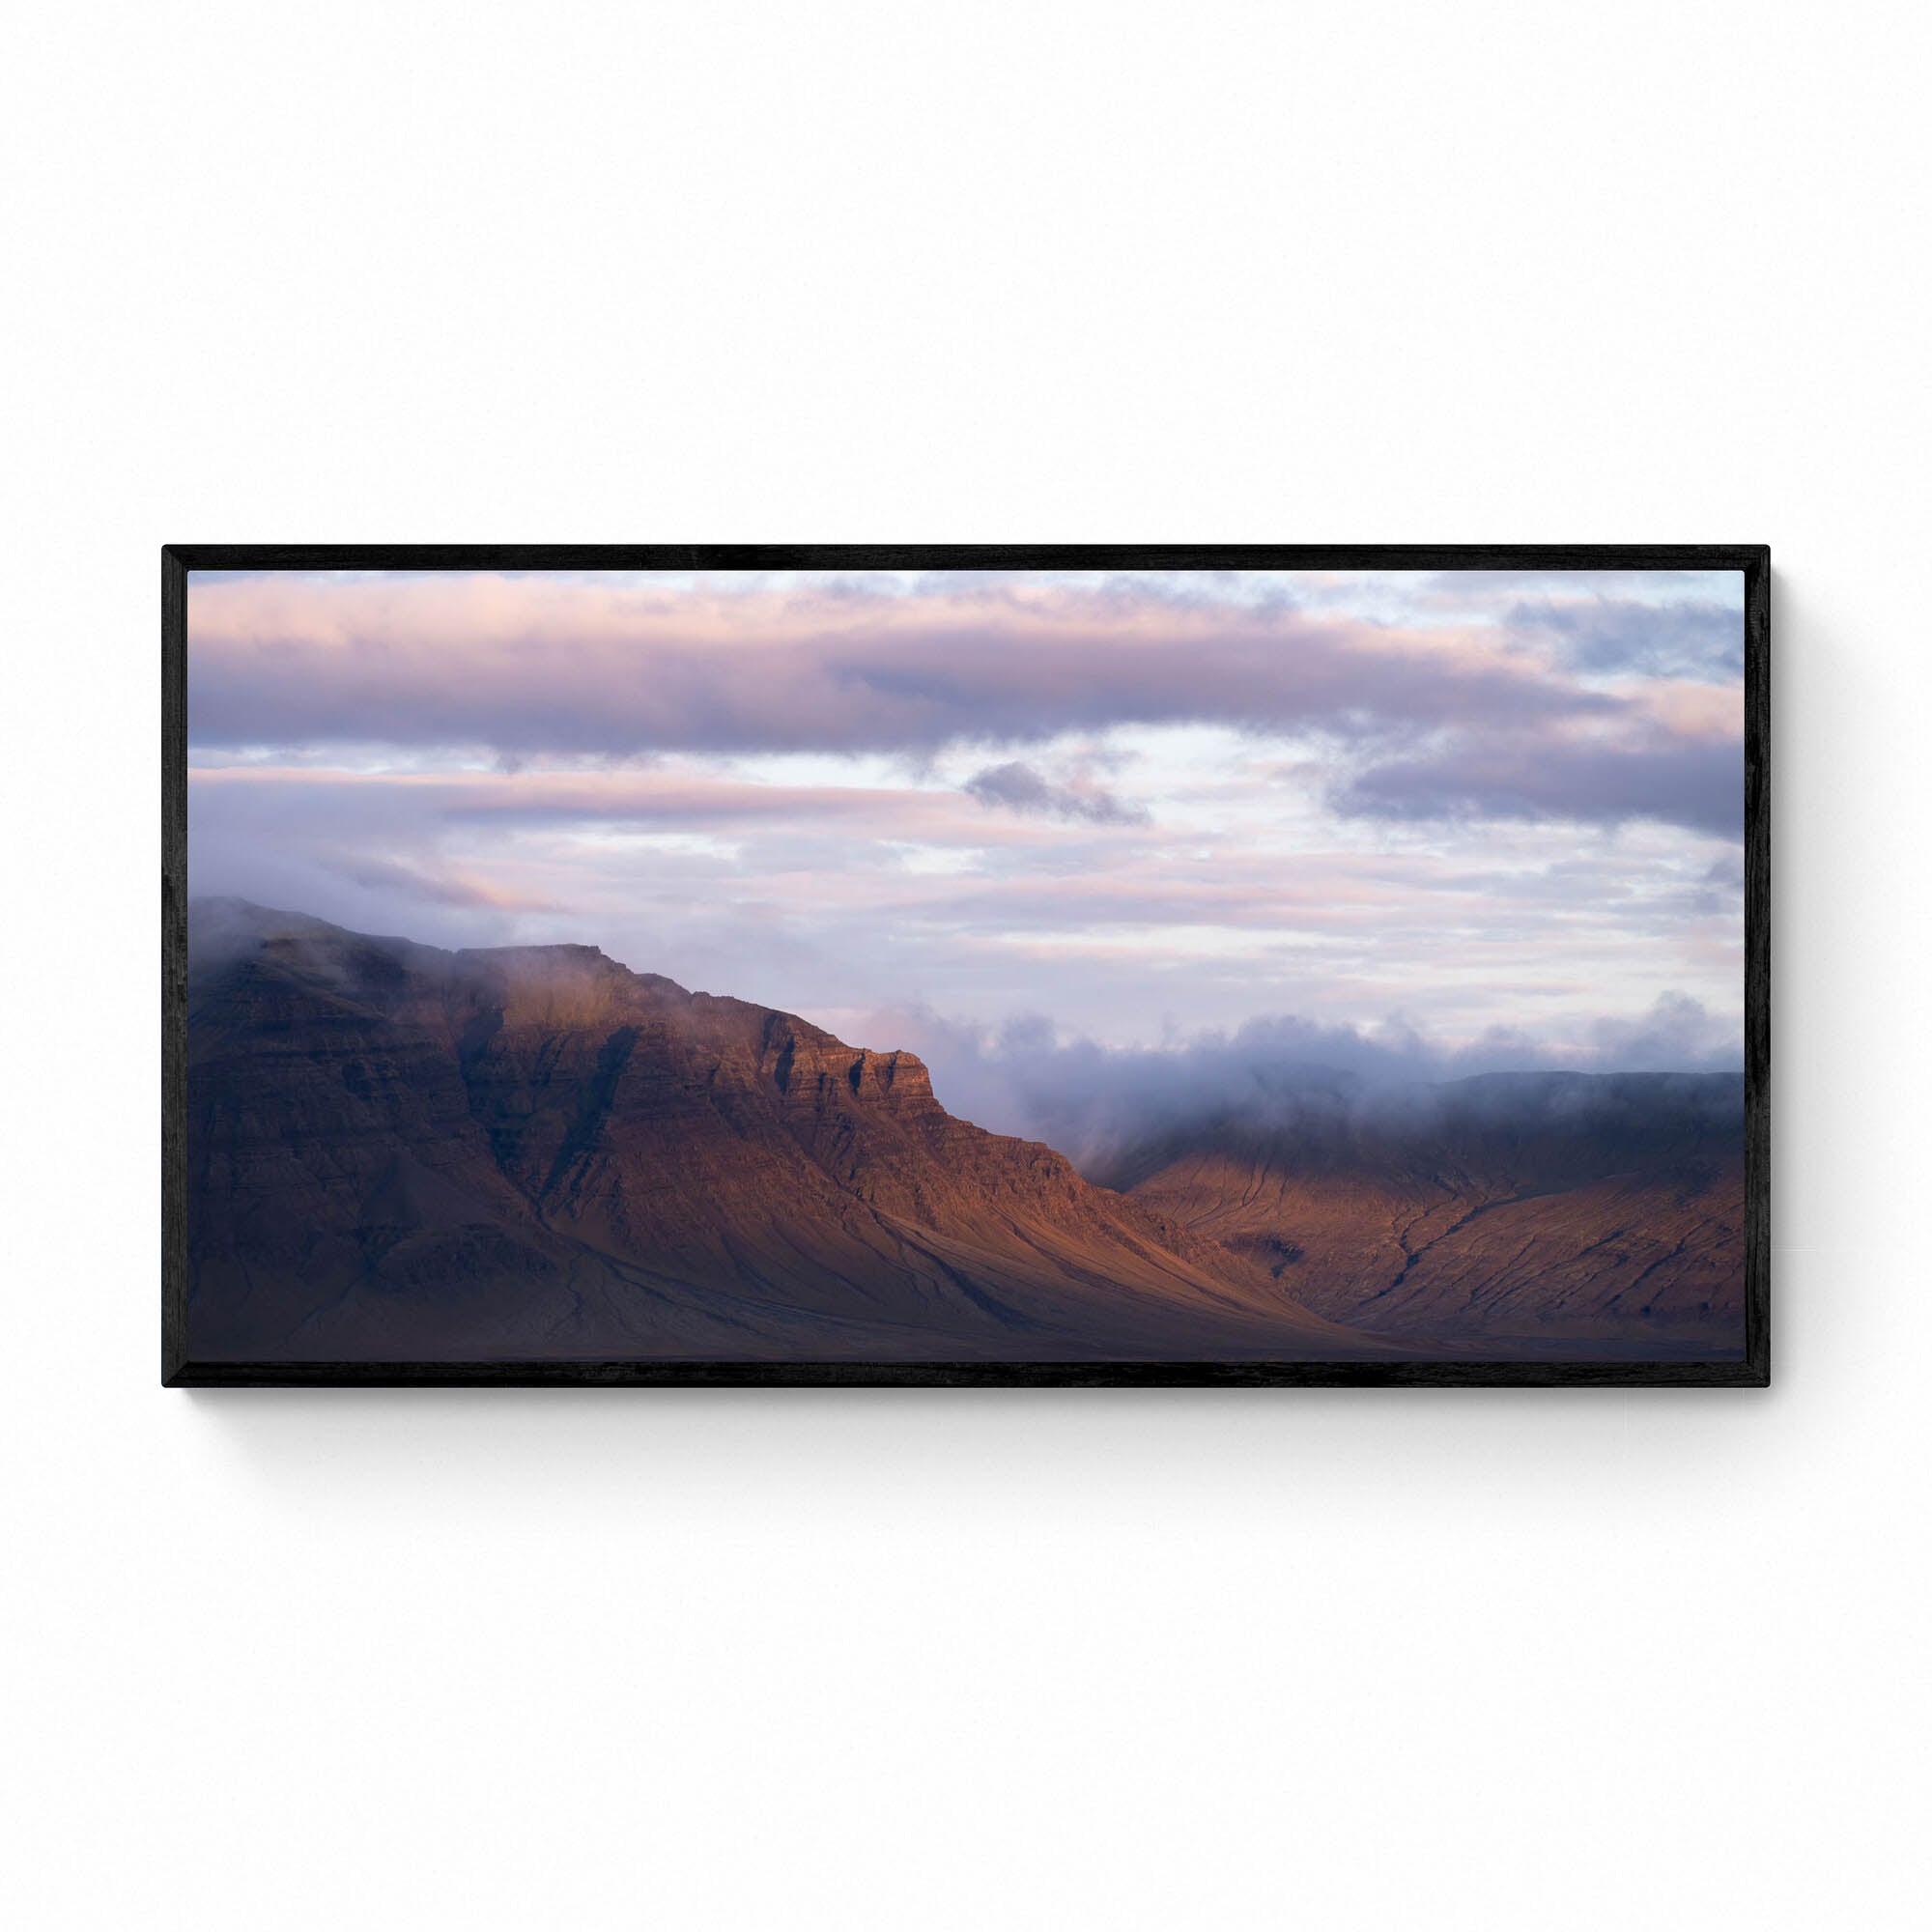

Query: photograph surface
left=179, top=560, right=1750, bottom=1372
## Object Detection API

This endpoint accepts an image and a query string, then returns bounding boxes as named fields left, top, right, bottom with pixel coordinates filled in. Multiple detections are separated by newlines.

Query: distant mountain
left=1095, top=1070, right=1746, bottom=1355
left=185, top=901, right=1384, bottom=1363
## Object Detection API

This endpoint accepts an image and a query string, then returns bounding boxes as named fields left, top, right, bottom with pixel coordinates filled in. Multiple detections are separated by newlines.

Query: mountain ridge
left=1103, top=1071, right=1745, bottom=1351
left=185, top=899, right=1383, bottom=1362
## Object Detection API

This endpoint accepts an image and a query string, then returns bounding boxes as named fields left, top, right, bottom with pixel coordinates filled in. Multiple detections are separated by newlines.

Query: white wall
left=4, top=4, right=1927, bottom=1926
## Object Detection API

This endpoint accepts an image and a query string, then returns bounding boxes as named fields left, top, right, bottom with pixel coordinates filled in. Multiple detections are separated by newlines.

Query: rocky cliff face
left=186, top=902, right=1378, bottom=1362
left=1100, top=1072, right=1747, bottom=1356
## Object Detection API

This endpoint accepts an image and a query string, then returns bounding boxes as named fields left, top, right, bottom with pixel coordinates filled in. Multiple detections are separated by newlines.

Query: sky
left=186, top=567, right=1746, bottom=1133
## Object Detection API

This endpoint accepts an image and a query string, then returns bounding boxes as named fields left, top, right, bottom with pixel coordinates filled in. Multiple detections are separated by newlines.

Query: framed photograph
left=163, top=546, right=1767, bottom=1385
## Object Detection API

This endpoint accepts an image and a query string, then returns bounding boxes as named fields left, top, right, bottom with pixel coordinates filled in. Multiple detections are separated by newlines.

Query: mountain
left=185, top=901, right=1384, bottom=1363
left=1097, top=1070, right=1746, bottom=1356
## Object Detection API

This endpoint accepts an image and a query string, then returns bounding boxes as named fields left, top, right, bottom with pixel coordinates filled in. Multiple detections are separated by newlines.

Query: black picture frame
left=163, top=544, right=1769, bottom=1388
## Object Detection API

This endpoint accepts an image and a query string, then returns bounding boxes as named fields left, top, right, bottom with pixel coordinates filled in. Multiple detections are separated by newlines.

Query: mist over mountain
left=1101, top=1070, right=1745, bottom=1350
left=847, top=999, right=1744, bottom=1171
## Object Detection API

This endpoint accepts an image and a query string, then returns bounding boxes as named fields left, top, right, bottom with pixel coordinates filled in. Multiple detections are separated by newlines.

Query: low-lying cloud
left=865, top=993, right=1745, bottom=1167
left=329, top=854, right=562, bottom=913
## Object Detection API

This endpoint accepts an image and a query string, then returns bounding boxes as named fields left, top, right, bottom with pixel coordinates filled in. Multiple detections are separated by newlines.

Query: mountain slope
left=1101, top=1072, right=1746, bottom=1355
left=185, top=901, right=1382, bottom=1362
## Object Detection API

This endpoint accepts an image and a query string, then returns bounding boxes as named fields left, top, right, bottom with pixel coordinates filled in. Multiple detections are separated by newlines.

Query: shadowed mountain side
left=185, top=901, right=1389, bottom=1362
left=1098, top=1072, right=1746, bottom=1355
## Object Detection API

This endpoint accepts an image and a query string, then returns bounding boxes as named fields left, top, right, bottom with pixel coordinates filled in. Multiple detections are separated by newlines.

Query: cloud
left=1503, top=594, right=1745, bottom=681
left=187, top=763, right=1079, bottom=847
left=187, top=571, right=1642, bottom=760
left=186, top=572, right=1747, bottom=844
left=963, top=760, right=1149, bottom=825
left=1334, top=734, right=1744, bottom=837
left=1577, top=989, right=1743, bottom=1068
left=188, top=755, right=1745, bottom=1051
left=327, top=854, right=562, bottom=913
left=867, top=994, right=1745, bottom=1165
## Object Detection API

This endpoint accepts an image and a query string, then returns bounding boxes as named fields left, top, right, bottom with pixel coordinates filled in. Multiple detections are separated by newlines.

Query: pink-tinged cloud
left=185, top=764, right=1092, bottom=847
left=329, top=855, right=564, bottom=913
left=187, top=572, right=1630, bottom=760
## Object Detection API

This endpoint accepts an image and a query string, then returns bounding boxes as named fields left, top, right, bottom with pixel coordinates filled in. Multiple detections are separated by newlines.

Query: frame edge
left=162, top=548, right=188, bottom=1385
left=160, top=544, right=1770, bottom=1389
left=1743, top=547, right=1771, bottom=1384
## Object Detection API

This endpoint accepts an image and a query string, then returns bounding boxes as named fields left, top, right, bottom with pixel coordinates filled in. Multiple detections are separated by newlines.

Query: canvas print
left=176, top=555, right=1755, bottom=1376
